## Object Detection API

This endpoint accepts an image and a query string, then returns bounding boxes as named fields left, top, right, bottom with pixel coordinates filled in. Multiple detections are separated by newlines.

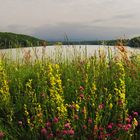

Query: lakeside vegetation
left=0, top=32, right=140, bottom=48
left=60, top=39, right=129, bottom=46
left=0, top=32, right=47, bottom=49
left=0, top=44, right=140, bottom=139
left=129, top=37, right=140, bottom=48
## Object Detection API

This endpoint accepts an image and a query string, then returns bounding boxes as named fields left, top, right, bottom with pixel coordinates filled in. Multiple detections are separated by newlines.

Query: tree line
left=0, top=32, right=140, bottom=49
left=0, top=32, right=47, bottom=49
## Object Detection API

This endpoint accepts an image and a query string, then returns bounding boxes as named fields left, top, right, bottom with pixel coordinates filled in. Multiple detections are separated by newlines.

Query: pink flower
left=108, top=124, right=113, bottom=129
left=122, top=124, right=131, bottom=131
left=79, top=86, right=84, bottom=91
left=98, top=135, right=103, bottom=139
left=105, top=133, right=111, bottom=137
left=125, top=118, right=131, bottom=123
left=45, top=122, right=51, bottom=128
left=53, top=117, right=59, bottom=123
left=62, top=130, right=68, bottom=135
left=117, top=123, right=123, bottom=128
left=88, top=118, right=92, bottom=124
left=0, top=132, right=4, bottom=139
left=118, top=99, right=123, bottom=105
left=47, top=133, right=53, bottom=139
left=41, top=128, right=47, bottom=136
left=64, top=123, right=71, bottom=129
left=124, top=127, right=129, bottom=131
left=67, top=129, right=74, bottom=135
left=82, top=108, right=85, bottom=113
left=82, top=125, right=87, bottom=129
left=69, top=104, right=75, bottom=109
left=74, top=115, right=79, bottom=120
left=133, top=112, right=138, bottom=116
left=129, top=115, right=132, bottom=120
left=126, top=124, right=131, bottom=129
left=98, top=104, right=104, bottom=109
left=99, top=127, right=104, bottom=131
left=18, top=121, right=22, bottom=126
left=79, top=93, right=84, bottom=98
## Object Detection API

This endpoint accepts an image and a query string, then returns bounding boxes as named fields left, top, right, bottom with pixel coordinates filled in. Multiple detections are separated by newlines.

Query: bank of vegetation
left=60, top=37, right=139, bottom=47
left=0, top=32, right=140, bottom=49
left=0, top=32, right=47, bottom=49
left=0, top=45, right=140, bottom=139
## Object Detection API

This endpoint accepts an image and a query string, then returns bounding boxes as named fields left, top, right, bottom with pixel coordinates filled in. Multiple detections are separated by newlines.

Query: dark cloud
left=31, top=23, right=140, bottom=41
left=1, top=22, right=140, bottom=41
left=0, top=0, right=140, bottom=40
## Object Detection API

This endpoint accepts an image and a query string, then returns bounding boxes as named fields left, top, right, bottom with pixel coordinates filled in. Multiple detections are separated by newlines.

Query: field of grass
left=0, top=45, right=140, bottom=140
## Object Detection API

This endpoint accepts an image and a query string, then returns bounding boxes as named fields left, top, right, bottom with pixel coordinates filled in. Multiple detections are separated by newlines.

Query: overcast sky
left=0, top=0, right=140, bottom=41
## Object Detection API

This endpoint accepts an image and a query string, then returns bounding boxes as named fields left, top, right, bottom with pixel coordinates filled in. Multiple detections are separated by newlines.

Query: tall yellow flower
left=48, top=63, right=67, bottom=118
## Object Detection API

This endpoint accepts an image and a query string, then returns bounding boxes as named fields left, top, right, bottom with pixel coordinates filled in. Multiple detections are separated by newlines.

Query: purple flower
left=45, top=122, right=51, bottom=128
left=53, top=117, right=59, bottom=123
left=133, top=112, right=138, bottom=116
left=62, top=130, right=68, bottom=135
left=125, top=118, right=131, bottom=123
left=74, top=115, right=79, bottom=120
left=79, top=93, right=84, bottom=99
left=41, top=128, right=47, bottom=136
left=118, top=99, right=123, bottom=105
left=108, top=124, right=112, bottom=129
left=117, top=123, right=123, bottom=128
left=67, top=129, right=74, bottom=135
left=126, top=124, right=131, bottom=129
left=64, top=123, right=71, bottom=129
left=47, top=133, right=53, bottom=139
left=98, top=104, right=104, bottom=109
left=99, top=127, right=104, bottom=131
left=88, top=118, right=92, bottom=124
left=79, top=86, right=84, bottom=91
left=82, top=125, right=87, bottom=129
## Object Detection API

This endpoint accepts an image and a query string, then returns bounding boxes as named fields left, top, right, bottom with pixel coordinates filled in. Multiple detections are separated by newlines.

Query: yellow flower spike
left=108, top=94, right=112, bottom=100
left=92, top=83, right=97, bottom=91
left=0, top=61, right=11, bottom=113
left=133, top=118, right=138, bottom=126
left=47, top=63, right=67, bottom=119
left=120, top=93, right=125, bottom=100
left=83, top=106, right=87, bottom=119
left=75, top=104, right=80, bottom=111
left=109, top=103, right=113, bottom=109
left=27, top=119, right=30, bottom=124
left=55, top=64, right=59, bottom=69
left=92, top=103, right=95, bottom=107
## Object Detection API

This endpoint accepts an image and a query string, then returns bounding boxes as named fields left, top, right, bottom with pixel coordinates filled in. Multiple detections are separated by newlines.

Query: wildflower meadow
left=0, top=45, right=140, bottom=140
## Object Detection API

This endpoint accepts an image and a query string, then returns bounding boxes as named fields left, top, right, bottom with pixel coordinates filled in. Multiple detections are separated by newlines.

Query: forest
left=0, top=32, right=47, bottom=49
left=0, top=32, right=140, bottom=49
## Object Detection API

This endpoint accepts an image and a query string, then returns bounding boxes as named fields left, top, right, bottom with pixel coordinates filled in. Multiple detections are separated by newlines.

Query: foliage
left=0, top=45, right=140, bottom=139
left=0, top=32, right=47, bottom=49
left=61, top=39, right=129, bottom=46
left=129, top=36, right=140, bottom=48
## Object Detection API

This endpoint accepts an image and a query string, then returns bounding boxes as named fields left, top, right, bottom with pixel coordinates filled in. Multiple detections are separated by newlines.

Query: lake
left=0, top=45, right=140, bottom=61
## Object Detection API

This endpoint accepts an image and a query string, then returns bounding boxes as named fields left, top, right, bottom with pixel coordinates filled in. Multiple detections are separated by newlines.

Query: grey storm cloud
left=31, top=22, right=140, bottom=41
left=0, top=0, right=140, bottom=40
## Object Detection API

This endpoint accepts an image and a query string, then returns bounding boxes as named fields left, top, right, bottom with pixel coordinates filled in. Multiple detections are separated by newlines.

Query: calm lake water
left=0, top=45, right=140, bottom=61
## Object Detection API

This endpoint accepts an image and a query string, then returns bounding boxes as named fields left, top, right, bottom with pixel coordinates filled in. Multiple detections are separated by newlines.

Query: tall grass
left=0, top=44, right=140, bottom=140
